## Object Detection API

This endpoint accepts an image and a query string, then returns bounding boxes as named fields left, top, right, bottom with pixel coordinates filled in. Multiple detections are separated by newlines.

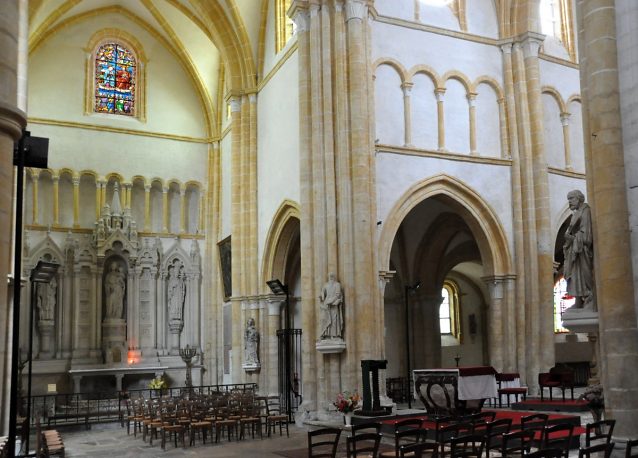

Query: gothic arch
left=261, top=200, right=301, bottom=293
left=378, top=175, right=513, bottom=278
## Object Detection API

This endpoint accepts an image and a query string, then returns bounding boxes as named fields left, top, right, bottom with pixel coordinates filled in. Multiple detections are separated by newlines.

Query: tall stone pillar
left=575, top=0, right=638, bottom=439
left=0, top=0, right=27, bottom=435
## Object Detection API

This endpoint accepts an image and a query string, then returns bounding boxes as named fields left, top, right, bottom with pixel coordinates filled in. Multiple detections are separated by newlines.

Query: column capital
left=401, top=82, right=413, bottom=96
left=560, top=112, right=571, bottom=126
left=499, top=41, right=513, bottom=55
left=144, top=184, right=151, bottom=191
left=516, top=32, right=545, bottom=59
left=162, top=186, right=169, bottom=194
left=0, top=101, right=27, bottom=140
left=467, top=92, right=478, bottom=105
left=345, top=0, right=368, bottom=22
left=290, top=2, right=310, bottom=33
left=72, top=175, right=81, bottom=186
left=51, top=174, right=60, bottom=183
left=229, top=97, right=242, bottom=113
left=434, top=88, right=446, bottom=101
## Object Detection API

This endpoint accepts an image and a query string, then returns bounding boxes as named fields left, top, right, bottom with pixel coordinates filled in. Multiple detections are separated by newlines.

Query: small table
left=413, top=366, right=498, bottom=416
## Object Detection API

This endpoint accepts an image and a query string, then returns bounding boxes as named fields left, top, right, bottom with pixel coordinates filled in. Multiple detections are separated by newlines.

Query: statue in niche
left=167, top=262, right=186, bottom=321
left=319, top=272, right=344, bottom=339
left=36, top=278, right=55, bottom=321
left=105, top=262, right=126, bottom=319
left=244, top=318, right=260, bottom=365
left=563, top=190, right=594, bottom=310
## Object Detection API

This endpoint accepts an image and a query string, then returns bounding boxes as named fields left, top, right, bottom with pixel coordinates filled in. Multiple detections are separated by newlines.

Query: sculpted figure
left=105, top=262, right=126, bottom=319
left=244, top=318, right=260, bottom=365
left=319, top=272, right=344, bottom=339
left=563, top=190, right=594, bottom=310
left=167, top=263, right=186, bottom=321
left=36, top=278, right=55, bottom=321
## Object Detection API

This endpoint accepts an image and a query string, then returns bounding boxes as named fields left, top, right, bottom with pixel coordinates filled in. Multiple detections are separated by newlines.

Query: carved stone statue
left=167, top=262, right=186, bottom=321
left=105, top=262, right=126, bottom=319
left=36, top=278, right=56, bottom=321
left=319, top=272, right=344, bottom=339
left=563, top=190, right=594, bottom=310
left=244, top=318, right=259, bottom=365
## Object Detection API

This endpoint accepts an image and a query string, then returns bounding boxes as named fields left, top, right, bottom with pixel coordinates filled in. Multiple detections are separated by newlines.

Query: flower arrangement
left=333, top=391, right=360, bottom=413
left=581, top=384, right=604, bottom=410
left=148, top=375, right=168, bottom=391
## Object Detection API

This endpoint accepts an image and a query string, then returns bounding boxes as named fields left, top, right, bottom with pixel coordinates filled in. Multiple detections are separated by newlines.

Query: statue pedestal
left=242, top=362, right=261, bottom=372
left=561, top=308, right=599, bottom=334
left=316, top=338, right=346, bottom=354
left=37, top=320, right=55, bottom=359
left=102, top=319, right=127, bottom=364
left=168, top=320, right=184, bottom=355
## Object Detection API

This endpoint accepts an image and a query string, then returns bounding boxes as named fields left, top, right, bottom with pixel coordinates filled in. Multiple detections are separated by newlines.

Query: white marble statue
left=563, top=190, right=594, bottom=310
left=167, top=263, right=186, bottom=321
left=244, top=318, right=259, bottom=365
left=319, top=272, right=344, bottom=339
left=105, top=262, right=126, bottom=319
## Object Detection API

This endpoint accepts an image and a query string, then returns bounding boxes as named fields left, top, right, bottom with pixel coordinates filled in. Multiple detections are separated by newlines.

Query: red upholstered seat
left=496, top=372, right=527, bottom=407
left=538, top=367, right=575, bottom=402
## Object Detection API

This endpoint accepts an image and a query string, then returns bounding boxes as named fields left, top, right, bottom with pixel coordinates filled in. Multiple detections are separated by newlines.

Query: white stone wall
left=257, top=52, right=300, bottom=269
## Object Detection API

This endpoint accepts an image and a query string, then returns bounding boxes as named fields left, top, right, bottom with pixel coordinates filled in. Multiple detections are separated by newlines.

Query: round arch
left=378, top=174, right=513, bottom=278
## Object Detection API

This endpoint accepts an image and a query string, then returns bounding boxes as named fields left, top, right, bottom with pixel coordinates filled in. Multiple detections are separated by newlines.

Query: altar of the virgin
left=21, top=183, right=203, bottom=394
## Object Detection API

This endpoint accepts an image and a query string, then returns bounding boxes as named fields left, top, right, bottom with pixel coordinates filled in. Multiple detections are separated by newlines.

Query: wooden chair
left=351, top=421, right=382, bottom=436
left=538, top=367, right=575, bottom=402
left=379, top=428, right=425, bottom=458
left=500, top=429, right=535, bottom=458
left=450, top=434, right=485, bottom=458
left=266, top=396, right=289, bottom=437
left=525, top=449, right=564, bottom=458
left=585, top=420, right=615, bottom=447
left=399, top=442, right=439, bottom=458
left=308, top=427, right=342, bottom=458
left=483, top=418, right=513, bottom=454
left=521, top=413, right=549, bottom=446
left=347, top=432, right=382, bottom=458
left=626, top=439, right=638, bottom=458
left=437, top=421, right=473, bottom=458
left=541, top=423, right=574, bottom=458
left=579, top=442, right=615, bottom=458
left=496, top=373, right=527, bottom=407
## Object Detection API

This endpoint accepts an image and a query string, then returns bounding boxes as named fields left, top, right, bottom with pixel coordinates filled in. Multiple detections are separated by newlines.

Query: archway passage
left=384, top=197, right=490, bottom=390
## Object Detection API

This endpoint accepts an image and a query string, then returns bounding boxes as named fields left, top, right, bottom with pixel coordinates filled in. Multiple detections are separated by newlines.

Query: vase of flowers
left=334, top=391, right=360, bottom=426
left=581, top=384, right=604, bottom=428
left=149, top=375, right=168, bottom=397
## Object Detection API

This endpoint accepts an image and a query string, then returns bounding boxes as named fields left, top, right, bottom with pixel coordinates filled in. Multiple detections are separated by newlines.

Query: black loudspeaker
left=14, top=130, right=49, bottom=169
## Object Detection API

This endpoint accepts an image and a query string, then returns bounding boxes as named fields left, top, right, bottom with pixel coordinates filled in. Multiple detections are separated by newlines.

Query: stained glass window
left=94, top=43, right=136, bottom=116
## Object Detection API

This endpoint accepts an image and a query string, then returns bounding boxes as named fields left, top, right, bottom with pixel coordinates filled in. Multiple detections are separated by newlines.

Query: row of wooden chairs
left=124, top=391, right=289, bottom=450
left=308, top=414, right=619, bottom=458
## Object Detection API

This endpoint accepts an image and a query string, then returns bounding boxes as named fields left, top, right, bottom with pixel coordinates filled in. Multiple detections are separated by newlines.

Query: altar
left=69, top=366, right=168, bottom=393
left=413, top=366, right=497, bottom=416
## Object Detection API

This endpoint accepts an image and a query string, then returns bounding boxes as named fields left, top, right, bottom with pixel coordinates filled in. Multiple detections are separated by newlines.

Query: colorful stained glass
left=94, top=43, right=136, bottom=116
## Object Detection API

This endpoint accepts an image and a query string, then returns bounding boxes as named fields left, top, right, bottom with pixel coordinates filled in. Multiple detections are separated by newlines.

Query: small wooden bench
left=36, top=420, right=65, bottom=457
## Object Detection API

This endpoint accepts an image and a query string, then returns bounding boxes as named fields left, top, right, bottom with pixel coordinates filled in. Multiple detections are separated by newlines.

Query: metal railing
left=26, top=382, right=258, bottom=429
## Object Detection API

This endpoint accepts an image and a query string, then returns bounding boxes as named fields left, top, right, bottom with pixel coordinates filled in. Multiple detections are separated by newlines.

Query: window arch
left=94, top=42, right=137, bottom=116
left=553, top=276, right=575, bottom=333
left=539, top=0, right=576, bottom=60
left=85, top=29, right=147, bottom=121
left=440, top=280, right=461, bottom=340
left=275, top=0, right=295, bottom=53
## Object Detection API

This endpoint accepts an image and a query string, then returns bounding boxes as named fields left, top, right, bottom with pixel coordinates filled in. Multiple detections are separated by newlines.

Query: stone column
left=401, top=82, right=413, bottom=147
left=99, top=180, right=107, bottom=210
left=179, top=187, right=186, bottom=234
left=435, top=89, right=446, bottom=151
left=31, top=169, right=40, bottom=225
left=482, top=276, right=506, bottom=372
left=95, top=181, right=102, bottom=220
left=115, top=374, right=124, bottom=392
left=144, top=184, right=151, bottom=231
left=72, top=176, right=80, bottom=228
left=0, top=0, right=27, bottom=434
left=575, top=0, right=638, bottom=438
left=468, top=93, right=478, bottom=155
left=52, top=174, right=59, bottom=226
left=497, top=98, right=509, bottom=159
left=72, top=376, right=82, bottom=394
left=162, top=186, right=169, bottom=233
left=560, top=112, right=572, bottom=170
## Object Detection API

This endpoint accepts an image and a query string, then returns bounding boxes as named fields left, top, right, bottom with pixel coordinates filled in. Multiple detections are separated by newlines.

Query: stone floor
left=50, top=405, right=596, bottom=458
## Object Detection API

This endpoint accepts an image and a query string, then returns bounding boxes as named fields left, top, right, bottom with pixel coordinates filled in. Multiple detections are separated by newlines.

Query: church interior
left=0, top=0, right=637, bottom=452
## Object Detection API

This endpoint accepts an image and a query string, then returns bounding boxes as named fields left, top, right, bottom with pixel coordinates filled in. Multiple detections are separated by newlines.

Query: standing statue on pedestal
left=167, top=263, right=186, bottom=321
left=319, top=273, right=344, bottom=339
left=563, top=190, right=594, bottom=310
left=105, top=262, right=126, bottom=319
left=244, top=318, right=260, bottom=365
left=36, top=278, right=55, bottom=321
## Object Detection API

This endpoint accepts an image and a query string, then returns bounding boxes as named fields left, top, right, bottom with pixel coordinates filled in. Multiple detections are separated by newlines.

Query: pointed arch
left=261, top=200, right=301, bottom=293
left=378, top=174, right=513, bottom=277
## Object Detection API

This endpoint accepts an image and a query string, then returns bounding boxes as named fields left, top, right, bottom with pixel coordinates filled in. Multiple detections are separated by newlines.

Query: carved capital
left=229, top=97, right=242, bottom=113
left=0, top=101, right=27, bottom=140
left=434, top=88, right=446, bottom=101
left=345, top=0, right=367, bottom=22
left=560, top=112, right=571, bottom=126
